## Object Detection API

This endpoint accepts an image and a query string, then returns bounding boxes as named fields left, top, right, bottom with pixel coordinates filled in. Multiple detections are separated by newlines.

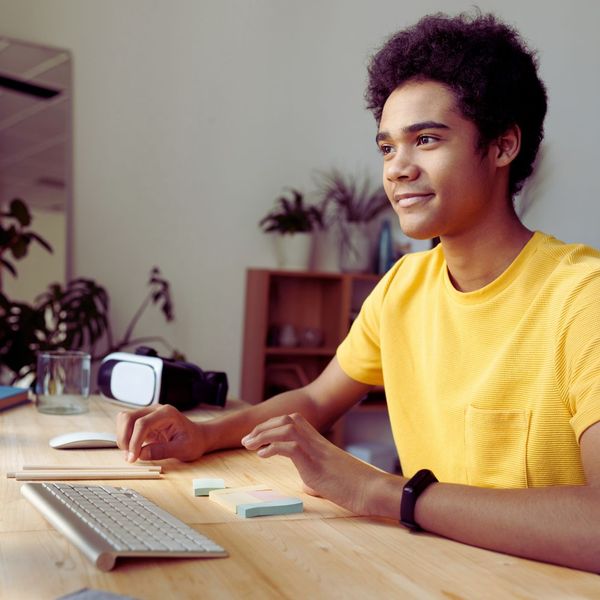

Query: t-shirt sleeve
left=336, top=261, right=403, bottom=386
left=561, top=272, right=600, bottom=442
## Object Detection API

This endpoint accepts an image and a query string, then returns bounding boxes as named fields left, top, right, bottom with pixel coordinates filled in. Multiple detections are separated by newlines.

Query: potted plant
left=316, top=169, right=390, bottom=272
left=259, top=188, right=324, bottom=270
left=0, top=198, right=180, bottom=385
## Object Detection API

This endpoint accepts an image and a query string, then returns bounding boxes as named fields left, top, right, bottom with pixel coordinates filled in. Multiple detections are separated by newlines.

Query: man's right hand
left=116, top=404, right=206, bottom=463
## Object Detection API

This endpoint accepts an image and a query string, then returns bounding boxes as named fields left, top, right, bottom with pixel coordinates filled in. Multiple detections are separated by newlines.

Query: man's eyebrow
left=375, top=121, right=450, bottom=143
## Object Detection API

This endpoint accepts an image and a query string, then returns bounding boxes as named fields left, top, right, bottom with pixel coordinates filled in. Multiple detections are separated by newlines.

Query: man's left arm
left=244, top=415, right=600, bottom=573
left=408, top=421, right=600, bottom=572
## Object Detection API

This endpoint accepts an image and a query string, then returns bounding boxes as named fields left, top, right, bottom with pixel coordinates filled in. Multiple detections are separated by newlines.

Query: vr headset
left=98, top=347, right=228, bottom=410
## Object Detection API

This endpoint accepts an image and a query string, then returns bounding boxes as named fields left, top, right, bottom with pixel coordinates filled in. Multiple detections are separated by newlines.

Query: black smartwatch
left=400, top=469, right=438, bottom=531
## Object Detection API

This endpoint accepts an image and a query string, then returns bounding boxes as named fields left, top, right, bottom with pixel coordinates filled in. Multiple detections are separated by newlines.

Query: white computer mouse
left=49, top=431, right=119, bottom=449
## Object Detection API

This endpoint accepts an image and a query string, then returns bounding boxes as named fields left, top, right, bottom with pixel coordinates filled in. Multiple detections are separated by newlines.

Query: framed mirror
left=0, top=36, right=71, bottom=302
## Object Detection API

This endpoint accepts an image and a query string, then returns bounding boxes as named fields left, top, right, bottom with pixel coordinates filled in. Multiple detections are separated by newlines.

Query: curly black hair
left=366, top=12, right=547, bottom=196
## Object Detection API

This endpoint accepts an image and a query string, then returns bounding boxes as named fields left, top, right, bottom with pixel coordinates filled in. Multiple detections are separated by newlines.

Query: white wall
left=1, top=0, right=599, bottom=397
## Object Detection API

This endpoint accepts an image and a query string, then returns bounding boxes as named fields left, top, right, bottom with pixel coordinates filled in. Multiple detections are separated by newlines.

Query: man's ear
left=494, top=124, right=521, bottom=167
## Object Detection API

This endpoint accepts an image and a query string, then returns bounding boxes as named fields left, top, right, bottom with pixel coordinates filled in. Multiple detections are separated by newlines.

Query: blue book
left=0, top=386, right=30, bottom=411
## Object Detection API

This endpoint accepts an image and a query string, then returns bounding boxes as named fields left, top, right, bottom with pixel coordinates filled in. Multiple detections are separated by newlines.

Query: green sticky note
left=193, top=478, right=226, bottom=496
left=237, top=498, right=303, bottom=518
left=209, top=485, right=304, bottom=518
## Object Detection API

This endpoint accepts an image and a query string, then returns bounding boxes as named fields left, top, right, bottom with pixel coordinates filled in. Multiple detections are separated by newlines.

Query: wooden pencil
left=8, top=470, right=162, bottom=480
left=20, top=464, right=162, bottom=472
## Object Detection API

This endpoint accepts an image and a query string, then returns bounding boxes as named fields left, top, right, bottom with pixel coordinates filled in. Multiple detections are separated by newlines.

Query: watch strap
left=400, top=469, right=438, bottom=531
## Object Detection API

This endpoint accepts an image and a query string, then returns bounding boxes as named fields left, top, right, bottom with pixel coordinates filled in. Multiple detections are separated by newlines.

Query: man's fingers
left=127, top=410, right=171, bottom=462
left=138, top=442, right=170, bottom=461
left=302, top=483, right=320, bottom=497
left=288, top=412, right=312, bottom=429
left=256, top=441, right=299, bottom=459
left=116, top=407, right=150, bottom=450
left=242, top=414, right=295, bottom=443
left=241, top=412, right=315, bottom=448
left=242, top=421, right=298, bottom=451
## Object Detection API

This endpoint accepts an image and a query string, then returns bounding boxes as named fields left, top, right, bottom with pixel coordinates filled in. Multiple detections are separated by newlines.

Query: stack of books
left=0, top=386, right=30, bottom=411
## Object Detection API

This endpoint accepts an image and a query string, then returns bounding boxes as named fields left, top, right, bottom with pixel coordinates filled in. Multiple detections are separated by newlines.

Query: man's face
left=377, top=80, right=500, bottom=241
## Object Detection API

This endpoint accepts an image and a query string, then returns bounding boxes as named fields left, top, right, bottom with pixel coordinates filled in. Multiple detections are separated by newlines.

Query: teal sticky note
left=236, top=498, right=303, bottom=518
left=193, top=478, right=226, bottom=496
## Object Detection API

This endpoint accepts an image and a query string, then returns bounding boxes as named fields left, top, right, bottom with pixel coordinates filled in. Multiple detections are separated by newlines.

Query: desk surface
left=1, top=398, right=599, bottom=599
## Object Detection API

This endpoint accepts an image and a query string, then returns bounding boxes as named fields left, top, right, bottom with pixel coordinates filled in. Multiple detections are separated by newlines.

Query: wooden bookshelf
left=240, top=269, right=381, bottom=405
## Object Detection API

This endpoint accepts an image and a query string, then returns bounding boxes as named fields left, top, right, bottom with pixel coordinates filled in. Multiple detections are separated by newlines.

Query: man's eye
left=379, top=144, right=393, bottom=155
left=416, top=135, right=437, bottom=146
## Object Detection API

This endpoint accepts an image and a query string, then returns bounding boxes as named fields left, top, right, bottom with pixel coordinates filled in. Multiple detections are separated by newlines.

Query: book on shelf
left=0, top=386, right=31, bottom=411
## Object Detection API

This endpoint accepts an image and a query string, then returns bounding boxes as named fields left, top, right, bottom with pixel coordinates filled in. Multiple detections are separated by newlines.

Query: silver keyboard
left=21, top=482, right=228, bottom=571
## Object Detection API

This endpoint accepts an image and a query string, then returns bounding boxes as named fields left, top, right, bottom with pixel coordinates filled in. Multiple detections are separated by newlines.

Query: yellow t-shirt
left=337, top=232, right=600, bottom=488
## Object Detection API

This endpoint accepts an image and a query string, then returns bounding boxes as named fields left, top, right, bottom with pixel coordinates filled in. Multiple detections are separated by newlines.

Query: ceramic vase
left=273, top=232, right=313, bottom=270
left=338, top=222, right=372, bottom=273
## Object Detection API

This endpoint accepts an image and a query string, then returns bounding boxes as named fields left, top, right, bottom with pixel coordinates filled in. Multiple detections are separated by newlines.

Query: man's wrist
left=197, top=415, right=242, bottom=454
left=363, top=472, right=406, bottom=519
left=195, top=420, right=218, bottom=455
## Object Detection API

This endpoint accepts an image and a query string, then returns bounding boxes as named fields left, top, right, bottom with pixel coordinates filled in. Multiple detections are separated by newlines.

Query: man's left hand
left=241, top=412, right=391, bottom=515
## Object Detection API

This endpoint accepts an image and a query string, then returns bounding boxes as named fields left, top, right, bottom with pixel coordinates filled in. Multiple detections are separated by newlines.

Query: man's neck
left=441, top=216, right=534, bottom=293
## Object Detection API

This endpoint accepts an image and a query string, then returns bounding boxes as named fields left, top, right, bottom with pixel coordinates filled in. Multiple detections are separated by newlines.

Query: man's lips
left=393, top=192, right=435, bottom=209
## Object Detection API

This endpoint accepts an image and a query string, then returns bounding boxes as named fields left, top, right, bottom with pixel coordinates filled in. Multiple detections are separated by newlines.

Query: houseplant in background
left=316, top=169, right=390, bottom=272
left=259, top=188, right=325, bottom=270
left=0, top=198, right=52, bottom=276
left=0, top=198, right=180, bottom=385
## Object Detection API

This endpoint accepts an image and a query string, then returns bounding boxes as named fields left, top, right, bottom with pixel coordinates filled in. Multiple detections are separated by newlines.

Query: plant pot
left=338, top=222, right=372, bottom=273
left=273, top=232, right=313, bottom=270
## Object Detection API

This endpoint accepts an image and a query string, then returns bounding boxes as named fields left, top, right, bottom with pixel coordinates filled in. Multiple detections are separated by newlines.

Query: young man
left=116, top=13, right=600, bottom=572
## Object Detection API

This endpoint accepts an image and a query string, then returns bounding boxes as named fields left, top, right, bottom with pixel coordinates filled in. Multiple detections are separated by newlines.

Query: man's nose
left=385, top=151, right=419, bottom=181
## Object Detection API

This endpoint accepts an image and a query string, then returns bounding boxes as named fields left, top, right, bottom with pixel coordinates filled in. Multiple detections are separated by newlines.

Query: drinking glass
left=35, top=350, right=91, bottom=415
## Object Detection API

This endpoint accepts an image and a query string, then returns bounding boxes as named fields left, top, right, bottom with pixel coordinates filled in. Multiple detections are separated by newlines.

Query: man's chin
left=397, top=219, right=439, bottom=242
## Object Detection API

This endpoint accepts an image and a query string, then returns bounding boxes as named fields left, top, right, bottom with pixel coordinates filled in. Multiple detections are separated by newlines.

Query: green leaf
left=0, top=227, right=11, bottom=245
left=29, top=232, right=53, bottom=253
left=10, top=237, right=28, bottom=260
left=9, top=198, right=31, bottom=227
left=259, top=188, right=324, bottom=234
left=316, top=170, right=391, bottom=224
left=0, top=257, right=17, bottom=277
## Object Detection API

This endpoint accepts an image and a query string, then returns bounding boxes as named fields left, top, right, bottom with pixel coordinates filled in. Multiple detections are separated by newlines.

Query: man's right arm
left=117, top=357, right=372, bottom=462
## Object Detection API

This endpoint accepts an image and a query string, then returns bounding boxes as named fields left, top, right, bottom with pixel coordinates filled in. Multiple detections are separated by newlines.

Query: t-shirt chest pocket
left=464, top=405, right=531, bottom=488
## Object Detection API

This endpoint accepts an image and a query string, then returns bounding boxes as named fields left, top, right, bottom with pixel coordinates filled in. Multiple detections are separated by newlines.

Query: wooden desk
left=1, top=398, right=599, bottom=599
